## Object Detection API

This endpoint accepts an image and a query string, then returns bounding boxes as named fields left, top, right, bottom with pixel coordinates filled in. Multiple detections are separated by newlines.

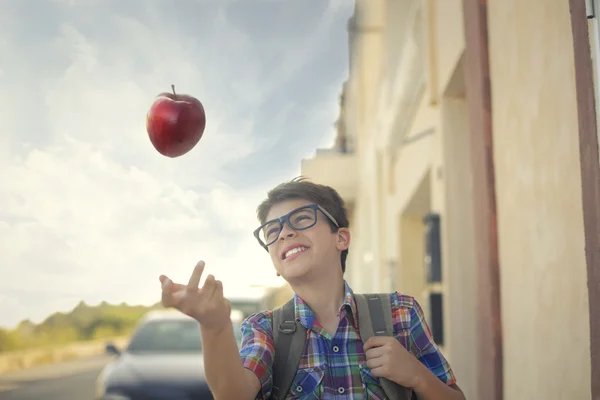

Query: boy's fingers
left=187, top=261, right=205, bottom=290
left=161, top=289, right=174, bottom=307
left=365, top=346, right=385, bottom=360
left=161, top=277, right=174, bottom=294
left=214, top=280, right=223, bottom=296
left=202, top=274, right=217, bottom=298
left=363, top=336, right=385, bottom=351
left=161, top=275, right=188, bottom=292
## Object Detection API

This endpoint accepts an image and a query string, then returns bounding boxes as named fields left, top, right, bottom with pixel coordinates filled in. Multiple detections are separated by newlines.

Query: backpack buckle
left=278, top=320, right=297, bottom=334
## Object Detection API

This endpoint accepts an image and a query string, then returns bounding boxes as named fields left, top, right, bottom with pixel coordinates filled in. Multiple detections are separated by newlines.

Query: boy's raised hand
left=159, top=260, right=232, bottom=332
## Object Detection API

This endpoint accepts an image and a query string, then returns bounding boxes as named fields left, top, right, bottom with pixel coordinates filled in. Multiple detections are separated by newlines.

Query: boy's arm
left=158, top=263, right=265, bottom=399
left=411, top=361, right=465, bottom=400
left=407, top=298, right=465, bottom=400
left=237, top=311, right=276, bottom=399
left=200, top=321, right=261, bottom=400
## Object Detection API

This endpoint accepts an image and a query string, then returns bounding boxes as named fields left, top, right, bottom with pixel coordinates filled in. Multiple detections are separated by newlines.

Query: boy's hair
left=256, top=176, right=350, bottom=273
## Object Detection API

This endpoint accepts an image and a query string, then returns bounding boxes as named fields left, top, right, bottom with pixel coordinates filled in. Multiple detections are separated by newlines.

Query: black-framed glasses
left=253, top=203, right=339, bottom=250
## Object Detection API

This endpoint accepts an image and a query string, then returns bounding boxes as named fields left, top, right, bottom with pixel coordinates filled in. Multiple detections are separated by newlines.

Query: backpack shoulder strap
left=355, top=293, right=412, bottom=400
left=271, top=299, right=307, bottom=400
left=354, top=293, right=394, bottom=338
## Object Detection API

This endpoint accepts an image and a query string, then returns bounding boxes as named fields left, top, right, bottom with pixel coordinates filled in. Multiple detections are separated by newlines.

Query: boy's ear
left=336, top=228, right=351, bottom=251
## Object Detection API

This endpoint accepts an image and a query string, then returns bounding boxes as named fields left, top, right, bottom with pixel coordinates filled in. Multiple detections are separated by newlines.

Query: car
left=95, top=309, right=245, bottom=400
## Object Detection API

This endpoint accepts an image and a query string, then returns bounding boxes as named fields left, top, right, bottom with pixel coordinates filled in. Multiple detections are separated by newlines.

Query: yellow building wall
left=300, top=0, right=593, bottom=398
left=487, top=0, right=592, bottom=398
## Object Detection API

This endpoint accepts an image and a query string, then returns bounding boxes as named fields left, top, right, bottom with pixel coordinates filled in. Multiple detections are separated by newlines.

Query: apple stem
left=171, top=84, right=177, bottom=100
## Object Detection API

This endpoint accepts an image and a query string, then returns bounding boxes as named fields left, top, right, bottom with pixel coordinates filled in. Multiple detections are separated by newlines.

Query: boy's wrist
left=408, top=360, right=430, bottom=391
left=200, top=318, right=232, bottom=338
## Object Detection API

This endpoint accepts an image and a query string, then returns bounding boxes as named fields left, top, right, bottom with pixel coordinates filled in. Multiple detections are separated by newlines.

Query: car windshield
left=126, top=319, right=203, bottom=354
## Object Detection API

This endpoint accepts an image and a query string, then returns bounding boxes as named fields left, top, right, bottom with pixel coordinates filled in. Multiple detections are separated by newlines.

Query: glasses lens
left=260, top=221, right=281, bottom=245
left=289, top=207, right=317, bottom=229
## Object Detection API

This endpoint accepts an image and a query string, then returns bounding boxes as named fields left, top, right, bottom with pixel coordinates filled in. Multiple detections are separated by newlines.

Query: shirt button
left=332, top=345, right=340, bottom=353
left=337, top=387, right=345, bottom=394
left=296, top=385, right=303, bottom=392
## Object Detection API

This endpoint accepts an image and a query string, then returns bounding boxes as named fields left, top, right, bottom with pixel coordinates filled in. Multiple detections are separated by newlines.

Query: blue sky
left=0, top=0, right=353, bottom=328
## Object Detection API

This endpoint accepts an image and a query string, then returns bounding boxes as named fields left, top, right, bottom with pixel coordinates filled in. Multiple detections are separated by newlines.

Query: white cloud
left=0, top=139, right=276, bottom=325
left=0, top=0, right=353, bottom=328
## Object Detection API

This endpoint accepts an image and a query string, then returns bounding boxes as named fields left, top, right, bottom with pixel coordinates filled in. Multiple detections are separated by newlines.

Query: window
left=423, top=212, right=445, bottom=346
left=429, top=292, right=445, bottom=346
left=424, top=213, right=442, bottom=283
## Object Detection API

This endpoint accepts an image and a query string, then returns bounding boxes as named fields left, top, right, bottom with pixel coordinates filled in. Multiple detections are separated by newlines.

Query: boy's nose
left=279, top=222, right=296, bottom=238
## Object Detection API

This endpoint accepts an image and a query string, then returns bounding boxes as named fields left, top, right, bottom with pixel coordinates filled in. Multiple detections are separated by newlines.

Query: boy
left=159, top=177, right=465, bottom=399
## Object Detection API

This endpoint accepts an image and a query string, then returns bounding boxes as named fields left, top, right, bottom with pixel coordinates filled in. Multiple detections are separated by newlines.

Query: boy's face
left=263, top=199, right=350, bottom=281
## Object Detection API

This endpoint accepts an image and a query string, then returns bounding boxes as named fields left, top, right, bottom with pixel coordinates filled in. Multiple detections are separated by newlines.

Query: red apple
left=146, top=85, right=206, bottom=158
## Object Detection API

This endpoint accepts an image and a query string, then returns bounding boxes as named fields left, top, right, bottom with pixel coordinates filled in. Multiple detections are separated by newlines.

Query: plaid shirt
left=239, top=281, right=456, bottom=399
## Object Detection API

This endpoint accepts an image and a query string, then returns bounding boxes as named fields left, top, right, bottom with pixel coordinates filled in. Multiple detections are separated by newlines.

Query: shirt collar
left=293, top=280, right=358, bottom=330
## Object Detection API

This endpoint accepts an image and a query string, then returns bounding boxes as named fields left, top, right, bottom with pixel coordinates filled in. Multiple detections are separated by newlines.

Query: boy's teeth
left=285, top=247, right=305, bottom=258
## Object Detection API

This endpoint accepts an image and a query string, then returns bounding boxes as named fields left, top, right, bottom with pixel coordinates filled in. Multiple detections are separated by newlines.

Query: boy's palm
left=159, top=260, right=231, bottom=331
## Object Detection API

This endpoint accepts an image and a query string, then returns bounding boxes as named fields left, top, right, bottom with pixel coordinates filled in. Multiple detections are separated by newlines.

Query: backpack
left=271, top=293, right=417, bottom=400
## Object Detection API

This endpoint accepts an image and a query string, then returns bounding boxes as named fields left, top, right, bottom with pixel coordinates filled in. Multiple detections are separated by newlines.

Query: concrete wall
left=487, top=1, right=592, bottom=398
left=344, top=0, right=387, bottom=294
left=438, top=60, right=479, bottom=397
left=301, top=0, right=593, bottom=398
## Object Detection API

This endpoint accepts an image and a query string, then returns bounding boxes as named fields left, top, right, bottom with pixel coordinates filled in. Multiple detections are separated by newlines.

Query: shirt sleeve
left=408, top=297, right=457, bottom=386
left=239, top=311, right=275, bottom=399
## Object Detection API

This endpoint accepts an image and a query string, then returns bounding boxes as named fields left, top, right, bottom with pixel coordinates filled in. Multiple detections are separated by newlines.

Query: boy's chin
left=282, top=263, right=327, bottom=282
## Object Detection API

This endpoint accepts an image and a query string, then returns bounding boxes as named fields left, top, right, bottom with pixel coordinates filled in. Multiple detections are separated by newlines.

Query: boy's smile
left=281, top=244, right=309, bottom=261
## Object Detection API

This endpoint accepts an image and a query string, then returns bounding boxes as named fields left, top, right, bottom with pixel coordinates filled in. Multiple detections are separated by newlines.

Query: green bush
left=0, top=301, right=164, bottom=353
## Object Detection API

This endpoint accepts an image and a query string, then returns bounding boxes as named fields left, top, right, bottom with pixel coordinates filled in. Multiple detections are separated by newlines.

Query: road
left=0, top=355, right=113, bottom=400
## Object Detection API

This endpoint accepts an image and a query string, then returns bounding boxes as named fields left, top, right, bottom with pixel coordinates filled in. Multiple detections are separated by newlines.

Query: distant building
left=258, top=283, right=294, bottom=311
